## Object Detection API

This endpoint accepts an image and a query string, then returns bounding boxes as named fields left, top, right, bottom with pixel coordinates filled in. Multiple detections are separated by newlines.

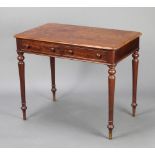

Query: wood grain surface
left=15, top=23, right=141, bottom=50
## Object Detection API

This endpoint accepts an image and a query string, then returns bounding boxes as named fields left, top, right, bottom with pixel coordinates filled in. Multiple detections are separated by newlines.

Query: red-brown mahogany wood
left=17, top=51, right=27, bottom=120
left=132, top=50, right=139, bottom=117
left=15, top=23, right=142, bottom=139
left=107, top=65, right=116, bottom=139
left=50, top=57, right=57, bottom=101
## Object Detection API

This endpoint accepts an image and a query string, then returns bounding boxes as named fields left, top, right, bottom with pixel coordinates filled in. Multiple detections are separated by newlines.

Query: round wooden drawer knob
left=96, top=53, right=102, bottom=58
left=50, top=47, right=55, bottom=52
left=25, top=45, right=31, bottom=49
left=68, top=49, right=74, bottom=54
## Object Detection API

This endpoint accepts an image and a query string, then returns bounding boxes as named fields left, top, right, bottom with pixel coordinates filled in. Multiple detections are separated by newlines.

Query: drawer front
left=18, top=39, right=63, bottom=56
left=18, top=39, right=110, bottom=63
left=62, top=46, right=108, bottom=63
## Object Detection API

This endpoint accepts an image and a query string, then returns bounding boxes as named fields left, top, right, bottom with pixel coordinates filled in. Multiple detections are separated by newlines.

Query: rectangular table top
left=15, top=23, right=141, bottom=50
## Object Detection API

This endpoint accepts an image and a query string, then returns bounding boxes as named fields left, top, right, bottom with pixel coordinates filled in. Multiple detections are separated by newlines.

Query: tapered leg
left=132, top=50, right=139, bottom=117
left=17, top=51, right=27, bottom=120
left=107, top=65, right=116, bottom=139
left=50, top=57, right=57, bottom=101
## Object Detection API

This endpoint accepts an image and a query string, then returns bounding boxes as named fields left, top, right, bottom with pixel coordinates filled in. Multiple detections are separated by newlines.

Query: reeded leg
left=50, top=57, right=57, bottom=101
left=132, top=50, right=139, bottom=117
left=107, top=65, right=116, bottom=139
left=17, top=51, right=27, bottom=120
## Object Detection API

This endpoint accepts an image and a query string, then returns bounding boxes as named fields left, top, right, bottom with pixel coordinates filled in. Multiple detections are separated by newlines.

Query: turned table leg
left=107, top=65, right=116, bottom=139
left=132, top=50, right=139, bottom=116
left=50, top=57, right=57, bottom=101
left=17, top=51, right=27, bottom=120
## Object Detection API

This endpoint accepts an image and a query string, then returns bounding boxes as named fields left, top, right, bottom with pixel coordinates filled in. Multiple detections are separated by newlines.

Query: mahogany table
left=15, top=23, right=142, bottom=139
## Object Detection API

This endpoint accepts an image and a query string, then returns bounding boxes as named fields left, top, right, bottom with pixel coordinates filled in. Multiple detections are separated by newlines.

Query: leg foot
left=131, top=103, right=137, bottom=117
left=51, top=87, right=56, bottom=101
left=108, top=124, right=114, bottom=140
left=109, top=131, right=112, bottom=140
left=21, top=105, right=27, bottom=120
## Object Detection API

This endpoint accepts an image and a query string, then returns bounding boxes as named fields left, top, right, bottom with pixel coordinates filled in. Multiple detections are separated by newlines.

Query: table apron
left=16, top=39, right=115, bottom=64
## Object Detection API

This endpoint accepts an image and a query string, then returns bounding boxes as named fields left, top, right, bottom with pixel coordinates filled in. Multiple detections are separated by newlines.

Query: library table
left=15, top=23, right=142, bottom=139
